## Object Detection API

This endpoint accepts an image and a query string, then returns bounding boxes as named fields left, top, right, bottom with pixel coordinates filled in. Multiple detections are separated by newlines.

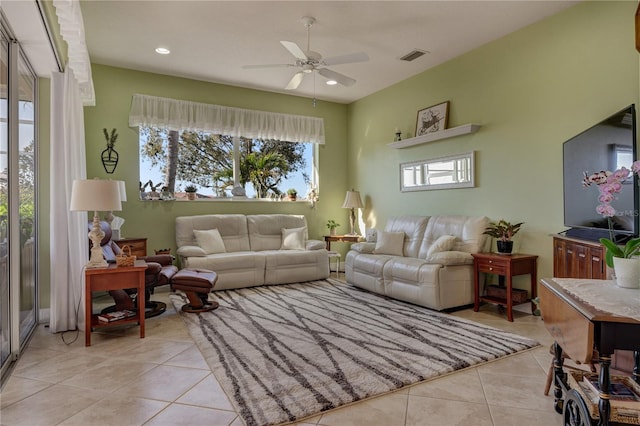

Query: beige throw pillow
left=373, top=231, right=405, bottom=256
left=281, top=227, right=306, bottom=250
left=193, top=229, right=226, bottom=254
left=426, top=235, right=457, bottom=259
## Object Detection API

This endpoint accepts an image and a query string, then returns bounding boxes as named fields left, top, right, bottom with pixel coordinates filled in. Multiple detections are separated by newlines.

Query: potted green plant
left=287, top=188, right=297, bottom=201
left=483, top=220, right=524, bottom=254
left=326, top=219, right=340, bottom=236
left=185, top=184, right=197, bottom=200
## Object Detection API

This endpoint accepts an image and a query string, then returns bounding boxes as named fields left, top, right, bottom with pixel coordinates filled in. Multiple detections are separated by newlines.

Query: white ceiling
left=12, top=1, right=580, bottom=104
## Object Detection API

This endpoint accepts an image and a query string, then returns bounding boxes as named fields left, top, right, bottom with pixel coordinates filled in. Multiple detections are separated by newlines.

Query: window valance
left=128, top=94, right=325, bottom=144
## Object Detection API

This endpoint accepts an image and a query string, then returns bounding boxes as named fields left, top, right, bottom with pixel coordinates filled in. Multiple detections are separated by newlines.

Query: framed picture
left=415, top=101, right=449, bottom=136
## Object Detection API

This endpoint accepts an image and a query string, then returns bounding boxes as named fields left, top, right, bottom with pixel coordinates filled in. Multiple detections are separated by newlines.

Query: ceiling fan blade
left=322, top=52, right=369, bottom=66
left=317, top=68, right=356, bottom=87
left=280, top=41, right=308, bottom=61
left=285, top=71, right=305, bottom=90
left=242, top=64, right=294, bottom=70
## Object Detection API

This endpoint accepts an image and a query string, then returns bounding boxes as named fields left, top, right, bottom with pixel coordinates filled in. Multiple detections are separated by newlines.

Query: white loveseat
left=345, top=215, right=490, bottom=311
left=176, top=214, right=329, bottom=290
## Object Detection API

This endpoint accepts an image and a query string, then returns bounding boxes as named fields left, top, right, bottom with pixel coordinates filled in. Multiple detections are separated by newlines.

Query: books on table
left=580, top=373, right=640, bottom=410
left=97, top=310, right=136, bottom=323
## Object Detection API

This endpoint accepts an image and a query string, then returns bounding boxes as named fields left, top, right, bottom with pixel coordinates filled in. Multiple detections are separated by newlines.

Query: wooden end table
left=472, top=252, right=538, bottom=322
left=85, top=260, right=148, bottom=346
left=324, top=235, right=360, bottom=250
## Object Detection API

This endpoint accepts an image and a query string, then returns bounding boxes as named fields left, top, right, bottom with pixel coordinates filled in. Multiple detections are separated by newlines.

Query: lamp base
left=87, top=212, right=108, bottom=269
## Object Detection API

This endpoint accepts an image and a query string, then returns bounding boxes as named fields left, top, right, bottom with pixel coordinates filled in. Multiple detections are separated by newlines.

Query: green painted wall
left=83, top=64, right=350, bottom=258
left=346, top=1, right=639, bottom=287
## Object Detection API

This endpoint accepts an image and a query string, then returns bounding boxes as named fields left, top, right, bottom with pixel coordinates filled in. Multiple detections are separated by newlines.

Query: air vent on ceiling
left=400, top=49, right=428, bottom=62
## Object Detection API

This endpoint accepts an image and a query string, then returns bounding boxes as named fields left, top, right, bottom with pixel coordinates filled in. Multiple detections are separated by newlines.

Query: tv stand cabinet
left=552, top=234, right=608, bottom=280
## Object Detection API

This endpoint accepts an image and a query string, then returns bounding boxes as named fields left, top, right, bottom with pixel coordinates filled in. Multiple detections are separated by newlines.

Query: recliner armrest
left=350, top=242, right=375, bottom=254
left=141, top=254, right=175, bottom=266
left=425, top=251, right=473, bottom=265
left=177, top=245, right=207, bottom=257
left=306, top=239, right=325, bottom=251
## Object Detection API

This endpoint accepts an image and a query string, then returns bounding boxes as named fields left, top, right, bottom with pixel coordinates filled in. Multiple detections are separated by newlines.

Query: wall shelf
left=388, top=123, right=481, bottom=149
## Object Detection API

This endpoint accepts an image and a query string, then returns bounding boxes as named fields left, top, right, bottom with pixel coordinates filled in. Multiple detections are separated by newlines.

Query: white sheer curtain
left=49, top=70, right=88, bottom=332
left=129, top=94, right=325, bottom=144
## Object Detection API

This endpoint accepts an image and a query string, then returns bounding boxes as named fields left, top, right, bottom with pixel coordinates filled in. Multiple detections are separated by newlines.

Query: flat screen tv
left=563, top=104, right=638, bottom=242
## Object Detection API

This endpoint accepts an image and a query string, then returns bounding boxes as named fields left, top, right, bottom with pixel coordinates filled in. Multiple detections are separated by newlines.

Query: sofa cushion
left=248, top=214, right=308, bottom=251
left=194, top=229, right=226, bottom=254
left=426, top=235, right=456, bottom=259
left=426, top=251, right=474, bottom=265
left=374, top=231, right=405, bottom=256
left=281, top=227, right=306, bottom=250
left=176, top=214, right=250, bottom=253
left=384, top=216, right=429, bottom=258
left=418, top=215, right=489, bottom=258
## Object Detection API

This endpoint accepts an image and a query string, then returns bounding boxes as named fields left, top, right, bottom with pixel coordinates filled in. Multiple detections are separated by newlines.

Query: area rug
left=170, top=278, right=539, bottom=426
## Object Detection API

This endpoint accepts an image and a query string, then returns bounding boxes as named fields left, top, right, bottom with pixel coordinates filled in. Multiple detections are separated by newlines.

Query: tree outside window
left=139, top=127, right=313, bottom=199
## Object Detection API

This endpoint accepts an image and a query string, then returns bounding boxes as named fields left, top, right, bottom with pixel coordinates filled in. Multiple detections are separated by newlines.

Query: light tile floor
left=1, top=276, right=574, bottom=426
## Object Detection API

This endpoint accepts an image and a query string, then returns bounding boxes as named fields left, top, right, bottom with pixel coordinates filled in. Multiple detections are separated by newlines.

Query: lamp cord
left=59, top=265, right=86, bottom=345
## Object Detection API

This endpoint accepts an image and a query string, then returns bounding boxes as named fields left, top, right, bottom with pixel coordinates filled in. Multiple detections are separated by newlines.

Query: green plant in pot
left=185, top=184, right=197, bottom=200
left=483, top=220, right=523, bottom=254
left=326, top=219, right=340, bottom=236
left=287, top=188, right=297, bottom=201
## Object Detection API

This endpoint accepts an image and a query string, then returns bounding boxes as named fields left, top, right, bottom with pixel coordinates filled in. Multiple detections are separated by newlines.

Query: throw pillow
left=373, top=231, right=405, bottom=256
left=365, top=228, right=378, bottom=243
left=193, top=229, right=226, bottom=254
left=426, top=235, right=457, bottom=259
left=281, top=226, right=306, bottom=250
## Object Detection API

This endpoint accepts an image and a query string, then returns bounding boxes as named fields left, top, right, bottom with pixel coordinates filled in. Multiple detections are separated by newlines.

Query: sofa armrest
left=306, top=239, right=326, bottom=251
left=425, top=251, right=474, bottom=265
left=349, top=242, right=376, bottom=254
left=177, top=245, right=207, bottom=257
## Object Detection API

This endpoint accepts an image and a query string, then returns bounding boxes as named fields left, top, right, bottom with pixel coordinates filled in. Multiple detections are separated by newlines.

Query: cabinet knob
left=489, top=267, right=493, bottom=271
left=578, top=253, right=585, bottom=258
left=488, top=260, right=493, bottom=264
left=567, top=250, right=573, bottom=254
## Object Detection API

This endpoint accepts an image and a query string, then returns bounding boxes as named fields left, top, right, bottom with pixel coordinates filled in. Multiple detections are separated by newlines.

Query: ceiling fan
left=243, top=16, right=369, bottom=90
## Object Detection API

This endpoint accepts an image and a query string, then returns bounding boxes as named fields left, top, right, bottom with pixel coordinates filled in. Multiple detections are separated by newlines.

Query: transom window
left=139, top=127, right=315, bottom=200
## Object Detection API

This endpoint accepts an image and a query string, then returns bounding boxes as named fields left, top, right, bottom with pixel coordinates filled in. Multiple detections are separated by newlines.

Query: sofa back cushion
left=384, top=216, right=429, bottom=258
left=418, top=215, right=489, bottom=258
left=176, top=214, right=250, bottom=253
left=248, top=214, right=308, bottom=251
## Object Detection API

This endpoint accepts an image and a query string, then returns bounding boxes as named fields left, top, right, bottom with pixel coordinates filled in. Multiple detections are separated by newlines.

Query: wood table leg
left=634, top=351, right=640, bottom=384
left=473, top=263, right=480, bottom=312
left=506, top=274, right=514, bottom=322
left=598, top=355, right=612, bottom=426
left=554, top=341, right=566, bottom=414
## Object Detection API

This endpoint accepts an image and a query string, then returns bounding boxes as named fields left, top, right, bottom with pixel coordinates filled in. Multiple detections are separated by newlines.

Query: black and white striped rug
left=170, top=278, right=538, bottom=426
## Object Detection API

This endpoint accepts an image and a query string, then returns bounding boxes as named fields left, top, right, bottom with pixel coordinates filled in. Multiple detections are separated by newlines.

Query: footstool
left=171, top=268, right=219, bottom=313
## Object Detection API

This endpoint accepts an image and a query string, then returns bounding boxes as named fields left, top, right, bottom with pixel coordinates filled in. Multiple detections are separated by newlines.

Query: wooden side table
left=114, top=237, right=147, bottom=257
left=472, top=252, right=538, bottom=322
left=85, top=260, right=148, bottom=346
left=324, top=235, right=360, bottom=250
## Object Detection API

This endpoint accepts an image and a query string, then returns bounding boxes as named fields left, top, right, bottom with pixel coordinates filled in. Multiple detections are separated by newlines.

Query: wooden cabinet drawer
left=475, top=259, right=507, bottom=275
left=115, top=238, right=147, bottom=257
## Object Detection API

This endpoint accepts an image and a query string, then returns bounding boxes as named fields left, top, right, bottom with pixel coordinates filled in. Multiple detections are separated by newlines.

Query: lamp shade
left=341, top=190, right=364, bottom=209
left=70, top=179, right=122, bottom=212
left=117, top=180, right=127, bottom=202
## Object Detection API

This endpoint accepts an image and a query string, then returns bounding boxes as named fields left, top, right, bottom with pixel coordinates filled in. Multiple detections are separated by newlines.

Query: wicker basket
left=115, top=245, right=136, bottom=267
left=568, top=369, right=640, bottom=424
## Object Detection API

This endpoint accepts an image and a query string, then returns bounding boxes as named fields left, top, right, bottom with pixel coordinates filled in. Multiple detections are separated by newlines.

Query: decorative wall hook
left=101, top=128, right=119, bottom=174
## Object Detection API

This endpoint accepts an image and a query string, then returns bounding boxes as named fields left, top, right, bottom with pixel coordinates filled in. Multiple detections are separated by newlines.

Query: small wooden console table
left=85, top=260, right=148, bottom=346
left=539, top=278, right=640, bottom=426
left=472, top=252, right=538, bottom=321
left=324, top=235, right=360, bottom=250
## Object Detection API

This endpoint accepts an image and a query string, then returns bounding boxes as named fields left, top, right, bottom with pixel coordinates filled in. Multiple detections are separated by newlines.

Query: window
left=400, top=151, right=475, bottom=192
left=139, top=127, right=316, bottom=200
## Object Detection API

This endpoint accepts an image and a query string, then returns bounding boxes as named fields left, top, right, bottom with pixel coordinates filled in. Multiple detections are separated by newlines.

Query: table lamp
left=70, top=179, right=122, bottom=268
left=341, top=189, right=364, bottom=236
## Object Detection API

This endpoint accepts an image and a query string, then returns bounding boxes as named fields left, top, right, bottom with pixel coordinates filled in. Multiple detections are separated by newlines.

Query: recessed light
left=155, top=47, right=170, bottom=55
left=326, top=80, right=337, bottom=86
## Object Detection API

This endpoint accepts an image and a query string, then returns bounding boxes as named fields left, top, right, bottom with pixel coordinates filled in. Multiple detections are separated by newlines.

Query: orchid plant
left=583, top=162, right=640, bottom=267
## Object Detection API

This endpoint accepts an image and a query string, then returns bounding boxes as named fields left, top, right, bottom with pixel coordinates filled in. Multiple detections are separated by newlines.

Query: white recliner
left=346, top=215, right=490, bottom=311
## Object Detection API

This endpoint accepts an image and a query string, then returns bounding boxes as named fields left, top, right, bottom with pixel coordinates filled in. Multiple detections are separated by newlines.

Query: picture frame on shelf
left=416, top=101, right=449, bottom=136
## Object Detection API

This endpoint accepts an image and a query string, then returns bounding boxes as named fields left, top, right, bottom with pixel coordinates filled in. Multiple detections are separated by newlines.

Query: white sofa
left=176, top=214, right=329, bottom=290
left=345, top=215, right=490, bottom=311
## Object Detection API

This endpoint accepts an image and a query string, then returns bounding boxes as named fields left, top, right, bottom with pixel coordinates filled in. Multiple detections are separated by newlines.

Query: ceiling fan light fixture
left=326, top=80, right=337, bottom=85
left=155, top=47, right=170, bottom=55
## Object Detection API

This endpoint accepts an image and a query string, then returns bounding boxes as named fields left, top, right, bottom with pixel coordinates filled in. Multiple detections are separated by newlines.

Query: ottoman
left=171, top=268, right=219, bottom=313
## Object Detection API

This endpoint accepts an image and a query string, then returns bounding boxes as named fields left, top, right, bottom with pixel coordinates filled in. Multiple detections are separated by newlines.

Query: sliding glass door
left=0, top=18, right=38, bottom=385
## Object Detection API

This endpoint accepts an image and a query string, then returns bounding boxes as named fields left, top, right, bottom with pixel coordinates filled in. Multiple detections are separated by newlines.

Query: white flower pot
left=613, top=257, right=640, bottom=289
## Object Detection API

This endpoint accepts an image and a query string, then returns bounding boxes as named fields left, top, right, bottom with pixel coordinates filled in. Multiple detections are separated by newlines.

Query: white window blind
left=128, top=94, right=325, bottom=144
